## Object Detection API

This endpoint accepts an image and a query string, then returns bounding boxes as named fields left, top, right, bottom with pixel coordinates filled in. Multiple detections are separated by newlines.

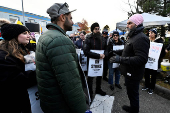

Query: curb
left=141, top=79, right=170, bottom=100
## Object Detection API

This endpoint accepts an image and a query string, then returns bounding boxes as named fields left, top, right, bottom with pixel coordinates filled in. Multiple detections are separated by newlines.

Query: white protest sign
left=112, top=45, right=124, bottom=68
left=113, top=45, right=124, bottom=50
left=35, top=34, right=40, bottom=45
left=76, top=49, right=81, bottom=61
left=76, top=49, right=81, bottom=55
left=145, top=42, right=163, bottom=70
left=80, top=50, right=87, bottom=71
left=88, top=50, right=104, bottom=77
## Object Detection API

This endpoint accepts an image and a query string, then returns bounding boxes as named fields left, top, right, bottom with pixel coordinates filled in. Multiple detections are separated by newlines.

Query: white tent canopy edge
left=116, top=13, right=170, bottom=31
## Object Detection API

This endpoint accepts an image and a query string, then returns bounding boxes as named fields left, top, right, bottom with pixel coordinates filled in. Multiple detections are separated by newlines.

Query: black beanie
left=102, top=29, right=108, bottom=35
left=112, top=31, right=119, bottom=37
left=1, top=23, right=29, bottom=41
left=91, top=22, right=100, bottom=32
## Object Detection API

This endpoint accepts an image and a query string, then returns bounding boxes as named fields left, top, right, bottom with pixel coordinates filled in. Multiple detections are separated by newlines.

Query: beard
left=93, top=32, right=102, bottom=41
left=129, top=25, right=136, bottom=32
left=64, top=17, right=73, bottom=31
left=93, top=32, right=100, bottom=37
left=127, top=25, right=136, bottom=36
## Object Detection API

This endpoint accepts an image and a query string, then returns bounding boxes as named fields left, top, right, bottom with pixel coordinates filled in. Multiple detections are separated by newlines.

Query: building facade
left=0, top=6, right=51, bottom=33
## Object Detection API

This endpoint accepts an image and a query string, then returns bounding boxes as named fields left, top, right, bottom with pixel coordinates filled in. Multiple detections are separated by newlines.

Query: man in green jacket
left=36, top=2, right=87, bottom=113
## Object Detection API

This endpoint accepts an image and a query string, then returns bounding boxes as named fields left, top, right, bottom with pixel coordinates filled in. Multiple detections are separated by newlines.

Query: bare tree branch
left=128, top=0, right=134, bottom=14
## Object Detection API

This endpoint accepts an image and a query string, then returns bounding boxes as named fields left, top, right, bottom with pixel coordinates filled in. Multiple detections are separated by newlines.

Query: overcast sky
left=0, top=0, right=136, bottom=31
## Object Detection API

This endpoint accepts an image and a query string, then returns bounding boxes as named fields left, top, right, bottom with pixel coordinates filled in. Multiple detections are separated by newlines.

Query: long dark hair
left=0, top=38, right=28, bottom=63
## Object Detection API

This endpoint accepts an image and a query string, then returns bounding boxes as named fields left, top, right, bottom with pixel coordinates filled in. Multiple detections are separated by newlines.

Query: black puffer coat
left=83, top=33, right=107, bottom=59
left=0, top=49, right=32, bottom=113
left=120, top=25, right=150, bottom=80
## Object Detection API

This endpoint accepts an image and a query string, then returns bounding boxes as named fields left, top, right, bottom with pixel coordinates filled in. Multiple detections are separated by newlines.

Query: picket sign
left=145, top=42, right=163, bottom=70
left=80, top=50, right=87, bottom=71
left=112, top=45, right=124, bottom=68
left=88, top=50, right=104, bottom=77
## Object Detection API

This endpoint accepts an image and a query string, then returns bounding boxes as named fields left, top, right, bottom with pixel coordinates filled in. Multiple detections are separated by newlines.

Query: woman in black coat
left=0, top=21, right=32, bottom=113
left=142, top=28, right=166, bottom=94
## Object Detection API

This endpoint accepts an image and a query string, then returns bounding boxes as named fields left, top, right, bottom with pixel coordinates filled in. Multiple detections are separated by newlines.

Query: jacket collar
left=79, top=38, right=83, bottom=41
left=90, top=32, right=102, bottom=38
left=46, top=23, right=67, bottom=36
left=128, top=24, right=144, bottom=38
left=150, top=36, right=164, bottom=42
left=111, top=38, right=123, bottom=45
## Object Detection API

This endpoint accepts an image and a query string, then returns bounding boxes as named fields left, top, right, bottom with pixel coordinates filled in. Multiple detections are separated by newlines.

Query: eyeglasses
left=80, top=35, right=85, bottom=36
left=127, top=22, right=133, bottom=25
left=58, top=2, right=69, bottom=14
left=113, top=35, right=118, bottom=37
left=94, top=28, right=100, bottom=30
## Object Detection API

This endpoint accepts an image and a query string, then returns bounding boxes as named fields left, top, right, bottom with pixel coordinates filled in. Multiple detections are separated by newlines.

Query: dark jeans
left=144, top=68, right=157, bottom=89
left=87, top=76, right=102, bottom=95
left=125, top=77, right=140, bottom=113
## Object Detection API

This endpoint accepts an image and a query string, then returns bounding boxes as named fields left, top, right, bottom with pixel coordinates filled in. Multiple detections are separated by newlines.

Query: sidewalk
left=141, top=79, right=170, bottom=100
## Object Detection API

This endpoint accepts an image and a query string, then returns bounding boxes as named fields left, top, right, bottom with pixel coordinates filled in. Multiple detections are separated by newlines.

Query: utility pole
left=21, top=0, right=25, bottom=26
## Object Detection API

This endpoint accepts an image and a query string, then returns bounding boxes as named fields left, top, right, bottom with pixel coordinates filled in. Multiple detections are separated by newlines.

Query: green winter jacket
left=36, top=23, right=87, bottom=113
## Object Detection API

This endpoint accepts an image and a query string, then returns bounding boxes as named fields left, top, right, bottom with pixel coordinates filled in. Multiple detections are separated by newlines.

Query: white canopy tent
left=116, top=13, right=170, bottom=30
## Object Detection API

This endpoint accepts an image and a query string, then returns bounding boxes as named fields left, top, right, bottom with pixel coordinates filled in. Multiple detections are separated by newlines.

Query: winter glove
left=110, top=54, right=130, bottom=64
left=109, top=53, right=121, bottom=63
left=112, top=50, right=123, bottom=56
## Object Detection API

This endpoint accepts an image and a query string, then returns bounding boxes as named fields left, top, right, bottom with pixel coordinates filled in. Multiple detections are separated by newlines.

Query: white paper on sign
left=145, top=42, right=163, bottom=70
left=25, top=63, right=36, bottom=71
left=112, top=63, right=119, bottom=68
left=80, top=50, right=87, bottom=71
left=112, top=45, right=124, bottom=68
left=88, top=50, right=104, bottom=77
left=113, top=45, right=124, bottom=51
left=76, top=49, right=81, bottom=61
left=76, top=49, right=81, bottom=55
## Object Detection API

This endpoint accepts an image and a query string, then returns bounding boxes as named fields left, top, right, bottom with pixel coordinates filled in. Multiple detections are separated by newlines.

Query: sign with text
left=112, top=45, right=124, bottom=68
left=145, top=42, right=163, bottom=70
left=88, top=50, right=104, bottom=77
left=80, top=50, right=87, bottom=71
left=76, top=49, right=81, bottom=61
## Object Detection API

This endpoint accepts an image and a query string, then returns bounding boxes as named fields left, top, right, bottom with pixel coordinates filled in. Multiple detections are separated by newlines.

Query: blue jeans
left=108, top=61, right=120, bottom=85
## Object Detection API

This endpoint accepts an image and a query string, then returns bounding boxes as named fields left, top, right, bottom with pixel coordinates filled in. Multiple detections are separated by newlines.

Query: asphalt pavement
left=92, top=75, right=170, bottom=113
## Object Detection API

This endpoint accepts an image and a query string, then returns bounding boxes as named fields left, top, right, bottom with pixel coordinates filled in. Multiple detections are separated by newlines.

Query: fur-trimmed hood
left=150, top=36, right=164, bottom=43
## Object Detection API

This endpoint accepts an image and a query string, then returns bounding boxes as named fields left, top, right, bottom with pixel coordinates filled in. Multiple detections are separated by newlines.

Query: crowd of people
left=0, top=2, right=169, bottom=113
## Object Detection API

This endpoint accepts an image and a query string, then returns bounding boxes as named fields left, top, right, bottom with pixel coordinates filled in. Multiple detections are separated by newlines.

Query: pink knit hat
left=129, top=14, right=144, bottom=26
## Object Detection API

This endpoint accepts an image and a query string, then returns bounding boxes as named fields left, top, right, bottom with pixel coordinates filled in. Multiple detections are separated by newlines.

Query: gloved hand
left=112, top=50, right=123, bottom=56
left=109, top=53, right=121, bottom=63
